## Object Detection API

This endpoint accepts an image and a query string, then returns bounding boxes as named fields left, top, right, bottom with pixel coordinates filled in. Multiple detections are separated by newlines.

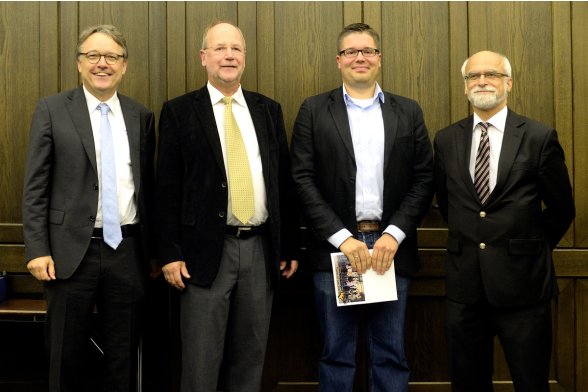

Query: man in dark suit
left=23, top=25, right=155, bottom=392
left=290, top=23, right=434, bottom=391
left=434, top=50, right=575, bottom=392
left=156, top=21, right=298, bottom=392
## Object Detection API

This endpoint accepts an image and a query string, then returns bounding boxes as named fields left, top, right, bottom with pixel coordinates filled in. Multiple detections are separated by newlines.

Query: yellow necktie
left=223, top=96, right=255, bottom=225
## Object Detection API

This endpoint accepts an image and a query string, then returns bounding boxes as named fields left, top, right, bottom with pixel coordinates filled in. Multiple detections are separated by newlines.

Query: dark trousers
left=445, top=298, right=552, bottom=392
left=179, top=234, right=273, bottom=392
left=45, top=236, right=145, bottom=392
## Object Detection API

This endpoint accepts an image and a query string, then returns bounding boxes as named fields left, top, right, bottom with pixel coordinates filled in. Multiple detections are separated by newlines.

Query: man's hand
left=27, top=256, right=56, bottom=281
left=371, top=233, right=398, bottom=275
left=339, top=237, right=370, bottom=274
left=280, top=260, right=299, bottom=279
left=162, top=261, right=191, bottom=290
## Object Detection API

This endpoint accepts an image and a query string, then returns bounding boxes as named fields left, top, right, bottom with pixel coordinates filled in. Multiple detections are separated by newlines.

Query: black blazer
left=290, top=87, right=434, bottom=275
left=23, top=86, right=156, bottom=278
left=434, top=109, right=575, bottom=307
left=155, top=86, right=298, bottom=287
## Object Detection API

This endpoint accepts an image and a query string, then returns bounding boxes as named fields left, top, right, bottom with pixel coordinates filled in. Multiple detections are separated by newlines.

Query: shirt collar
left=473, top=105, right=508, bottom=133
left=83, top=85, right=121, bottom=116
left=207, top=81, right=246, bottom=108
left=343, top=83, right=385, bottom=105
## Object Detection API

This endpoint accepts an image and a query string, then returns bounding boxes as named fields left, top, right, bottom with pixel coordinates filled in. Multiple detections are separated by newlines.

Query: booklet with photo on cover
left=331, top=250, right=397, bottom=307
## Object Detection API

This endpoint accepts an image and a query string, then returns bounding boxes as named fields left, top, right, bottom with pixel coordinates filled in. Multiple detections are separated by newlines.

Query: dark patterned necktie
left=474, top=122, right=491, bottom=204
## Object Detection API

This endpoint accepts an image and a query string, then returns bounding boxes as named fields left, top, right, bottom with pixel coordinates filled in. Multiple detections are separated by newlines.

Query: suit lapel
left=381, top=93, right=398, bottom=172
left=455, top=116, right=479, bottom=201
left=66, top=87, right=97, bottom=174
left=244, top=91, right=270, bottom=180
left=328, top=89, right=355, bottom=162
left=119, top=95, right=141, bottom=193
left=493, top=110, right=524, bottom=200
left=192, top=88, right=227, bottom=178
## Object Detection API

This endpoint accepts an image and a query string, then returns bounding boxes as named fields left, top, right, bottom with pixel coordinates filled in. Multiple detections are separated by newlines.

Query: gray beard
left=468, top=92, right=503, bottom=110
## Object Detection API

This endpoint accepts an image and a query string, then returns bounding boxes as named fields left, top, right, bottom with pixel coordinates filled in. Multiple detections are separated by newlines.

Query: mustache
left=472, top=87, right=497, bottom=93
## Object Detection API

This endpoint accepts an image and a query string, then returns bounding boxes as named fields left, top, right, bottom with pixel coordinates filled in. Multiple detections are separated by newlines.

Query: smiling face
left=464, top=51, right=512, bottom=118
left=336, top=32, right=381, bottom=92
left=200, top=23, right=246, bottom=96
left=77, top=32, right=127, bottom=102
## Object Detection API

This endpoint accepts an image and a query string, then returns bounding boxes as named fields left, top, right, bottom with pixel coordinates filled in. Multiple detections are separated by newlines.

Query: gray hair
left=76, top=25, right=128, bottom=60
left=461, top=51, right=512, bottom=78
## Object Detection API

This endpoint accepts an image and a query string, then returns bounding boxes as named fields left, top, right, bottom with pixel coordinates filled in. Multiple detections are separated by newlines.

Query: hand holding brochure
left=331, top=250, right=397, bottom=306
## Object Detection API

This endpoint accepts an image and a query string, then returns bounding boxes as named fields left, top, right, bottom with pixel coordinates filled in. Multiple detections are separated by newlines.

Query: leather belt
left=357, top=220, right=381, bottom=233
left=92, top=224, right=140, bottom=239
left=225, top=224, right=266, bottom=239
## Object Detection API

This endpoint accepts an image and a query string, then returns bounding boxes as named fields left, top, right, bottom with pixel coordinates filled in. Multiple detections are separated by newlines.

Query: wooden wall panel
left=577, top=280, right=588, bottom=391
left=0, top=2, right=40, bottom=224
left=553, top=2, right=574, bottom=247
left=572, top=2, right=588, bottom=247
left=380, top=2, right=451, bottom=135
left=274, top=2, right=343, bottom=135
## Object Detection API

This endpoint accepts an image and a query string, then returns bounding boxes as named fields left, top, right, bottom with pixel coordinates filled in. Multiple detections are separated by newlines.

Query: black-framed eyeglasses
left=338, top=48, right=380, bottom=58
left=78, top=51, right=125, bottom=65
left=464, top=72, right=509, bottom=82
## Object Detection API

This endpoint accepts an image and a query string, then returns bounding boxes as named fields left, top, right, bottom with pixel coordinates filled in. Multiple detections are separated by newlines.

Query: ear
left=121, top=60, right=128, bottom=76
left=336, top=55, right=342, bottom=70
left=200, top=49, right=206, bottom=66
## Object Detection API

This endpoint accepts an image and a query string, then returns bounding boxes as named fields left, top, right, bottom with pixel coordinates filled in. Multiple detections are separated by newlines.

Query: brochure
left=331, top=250, right=397, bottom=306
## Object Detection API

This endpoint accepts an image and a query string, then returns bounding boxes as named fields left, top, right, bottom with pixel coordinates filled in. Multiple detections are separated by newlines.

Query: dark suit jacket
left=434, top=109, right=575, bottom=307
left=155, top=86, right=298, bottom=287
left=22, top=86, right=156, bottom=279
left=290, top=87, right=434, bottom=275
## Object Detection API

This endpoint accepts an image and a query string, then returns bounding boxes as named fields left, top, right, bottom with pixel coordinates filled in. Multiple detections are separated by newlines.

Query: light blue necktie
left=99, top=103, right=122, bottom=249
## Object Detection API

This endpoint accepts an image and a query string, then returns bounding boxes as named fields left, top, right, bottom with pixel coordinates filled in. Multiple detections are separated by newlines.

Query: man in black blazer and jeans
left=291, top=23, right=434, bottom=392
left=434, top=50, right=575, bottom=391
left=156, top=21, right=299, bottom=392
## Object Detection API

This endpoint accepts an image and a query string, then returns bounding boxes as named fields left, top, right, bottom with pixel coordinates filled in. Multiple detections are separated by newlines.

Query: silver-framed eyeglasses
left=79, top=51, right=125, bottom=65
left=338, top=48, right=380, bottom=58
left=464, top=72, right=509, bottom=82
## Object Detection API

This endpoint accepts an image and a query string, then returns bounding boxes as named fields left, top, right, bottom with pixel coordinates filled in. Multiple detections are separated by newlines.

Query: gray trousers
left=180, top=234, right=273, bottom=392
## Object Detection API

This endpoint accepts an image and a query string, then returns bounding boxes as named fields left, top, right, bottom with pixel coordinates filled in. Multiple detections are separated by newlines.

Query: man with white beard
left=433, top=50, right=575, bottom=392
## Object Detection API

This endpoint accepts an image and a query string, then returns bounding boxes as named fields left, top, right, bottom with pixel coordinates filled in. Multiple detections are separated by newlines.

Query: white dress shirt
left=328, top=83, right=406, bottom=249
left=84, top=86, right=137, bottom=228
left=469, top=106, right=508, bottom=193
left=207, top=82, right=268, bottom=226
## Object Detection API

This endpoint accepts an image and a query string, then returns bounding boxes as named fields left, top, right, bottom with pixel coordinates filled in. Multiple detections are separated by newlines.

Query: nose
left=96, top=55, right=108, bottom=66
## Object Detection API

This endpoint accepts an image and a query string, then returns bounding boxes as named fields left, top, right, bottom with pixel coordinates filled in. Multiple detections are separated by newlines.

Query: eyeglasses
left=464, top=72, right=509, bottom=82
left=78, top=51, right=125, bottom=65
left=338, top=48, right=380, bottom=58
left=205, top=46, right=245, bottom=56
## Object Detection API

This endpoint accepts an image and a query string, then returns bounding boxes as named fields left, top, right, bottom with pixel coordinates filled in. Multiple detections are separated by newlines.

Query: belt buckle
left=236, top=227, right=252, bottom=238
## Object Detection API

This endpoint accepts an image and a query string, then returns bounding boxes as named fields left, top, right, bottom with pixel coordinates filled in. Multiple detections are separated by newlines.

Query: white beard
left=467, top=88, right=507, bottom=110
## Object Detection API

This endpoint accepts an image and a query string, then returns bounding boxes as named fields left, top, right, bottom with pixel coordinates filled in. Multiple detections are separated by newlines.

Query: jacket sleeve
left=22, top=98, right=54, bottom=262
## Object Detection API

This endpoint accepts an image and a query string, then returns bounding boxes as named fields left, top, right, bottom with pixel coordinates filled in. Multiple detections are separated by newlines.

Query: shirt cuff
left=328, top=229, right=353, bottom=249
left=384, top=225, right=406, bottom=244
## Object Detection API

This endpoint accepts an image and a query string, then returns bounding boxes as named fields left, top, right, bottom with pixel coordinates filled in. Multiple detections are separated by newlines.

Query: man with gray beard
left=433, top=50, right=574, bottom=392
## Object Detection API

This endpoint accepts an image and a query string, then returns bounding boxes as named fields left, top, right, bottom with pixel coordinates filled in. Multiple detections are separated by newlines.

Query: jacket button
left=219, top=211, right=225, bottom=218
left=89, top=216, right=96, bottom=222
left=479, top=243, right=486, bottom=250
left=93, top=184, right=99, bottom=190
left=479, top=211, right=486, bottom=218
left=221, top=182, right=227, bottom=188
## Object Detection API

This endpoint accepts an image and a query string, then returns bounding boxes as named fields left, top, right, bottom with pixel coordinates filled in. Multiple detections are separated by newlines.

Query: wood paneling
left=0, top=2, right=587, bottom=391
left=573, top=2, right=588, bottom=247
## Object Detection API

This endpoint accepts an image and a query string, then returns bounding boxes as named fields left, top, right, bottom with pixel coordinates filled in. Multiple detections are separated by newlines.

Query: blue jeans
left=313, top=232, right=411, bottom=392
